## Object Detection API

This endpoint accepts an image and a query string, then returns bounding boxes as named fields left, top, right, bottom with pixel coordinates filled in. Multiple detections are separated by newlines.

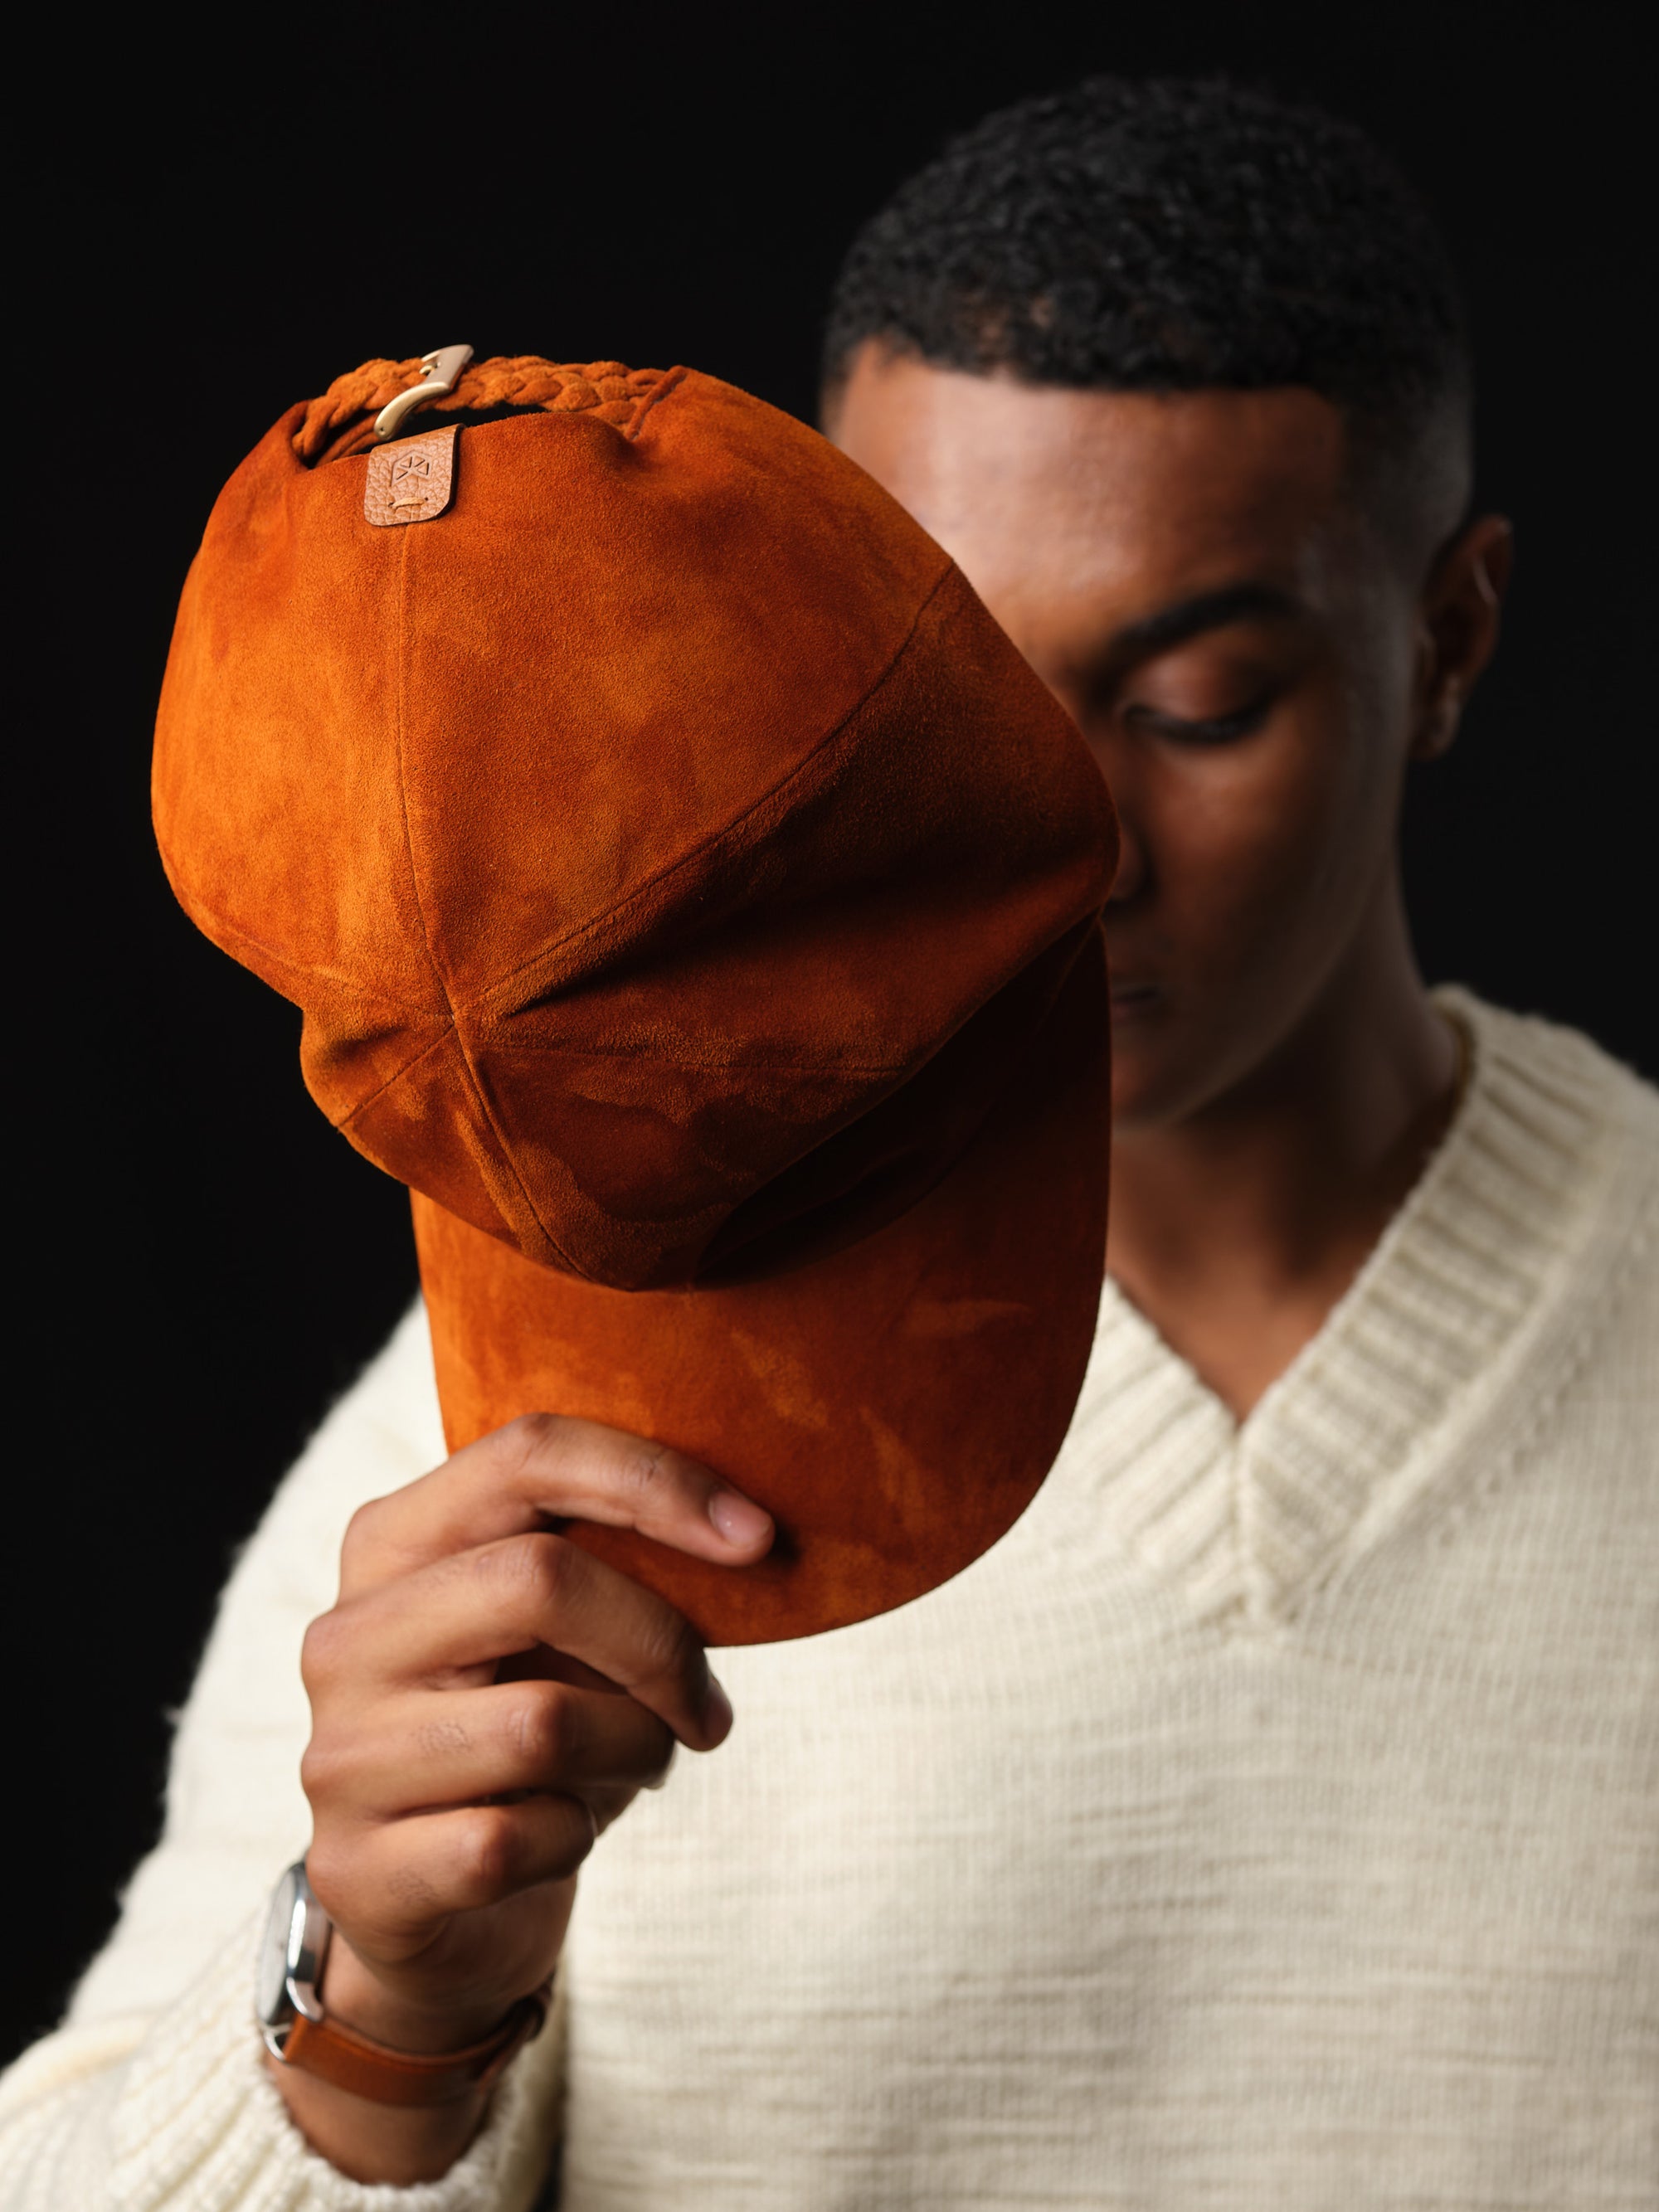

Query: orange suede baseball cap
left=153, top=350, right=1117, bottom=1644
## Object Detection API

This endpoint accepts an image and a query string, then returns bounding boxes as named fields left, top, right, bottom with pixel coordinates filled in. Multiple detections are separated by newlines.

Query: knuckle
left=339, top=1495, right=389, bottom=1568
left=301, top=1834, right=353, bottom=1922
left=509, top=1683, right=572, bottom=1774
left=613, top=1442, right=671, bottom=1506
left=298, top=1734, right=349, bottom=1809
left=492, top=1411, right=566, bottom=1470
left=547, top=1796, right=599, bottom=1879
left=299, top=1607, right=351, bottom=1695
left=378, top=1855, right=442, bottom=1928
left=414, top=1712, right=472, bottom=1759
left=484, top=1529, right=572, bottom=1612
left=635, top=1605, right=703, bottom=1694
left=453, top=1806, right=520, bottom=1901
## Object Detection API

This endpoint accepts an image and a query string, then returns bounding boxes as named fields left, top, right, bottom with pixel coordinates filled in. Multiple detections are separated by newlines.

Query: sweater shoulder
left=1434, top=989, right=1659, bottom=1400
left=1439, top=986, right=1659, bottom=1192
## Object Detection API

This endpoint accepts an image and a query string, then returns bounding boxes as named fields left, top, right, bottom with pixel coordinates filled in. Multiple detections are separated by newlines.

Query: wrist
left=319, top=1937, right=526, bottom=2057
left=260, top=1913, right=543, bottom=2189
left=257, top=1856, right=551, bottom=2159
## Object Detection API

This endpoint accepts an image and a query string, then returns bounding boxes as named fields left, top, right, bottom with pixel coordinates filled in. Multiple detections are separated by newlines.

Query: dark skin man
left=270, top=361, right=1513, bottom=2182
left=833, top=349, right=1513, bottom=1413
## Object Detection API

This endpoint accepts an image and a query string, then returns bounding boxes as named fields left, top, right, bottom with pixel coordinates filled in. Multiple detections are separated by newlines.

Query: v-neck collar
left=1053, top=990, right=1622, bottom=1628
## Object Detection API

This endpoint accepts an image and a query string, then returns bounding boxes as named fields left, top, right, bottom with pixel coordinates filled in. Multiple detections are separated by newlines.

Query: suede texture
left=416, top=927, right=1110, bottom=1644
left=154, top=355, right=1118, bottom=1640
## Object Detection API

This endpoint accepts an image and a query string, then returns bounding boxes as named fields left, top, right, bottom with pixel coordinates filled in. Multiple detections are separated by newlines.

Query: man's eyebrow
left=1109, top=582, right=1305, bottom=659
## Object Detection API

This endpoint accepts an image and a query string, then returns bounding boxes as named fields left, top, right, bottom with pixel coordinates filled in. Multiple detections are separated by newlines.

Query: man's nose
left=1083, top=734, right=1146, bottom=905
left=1048, top=686, right=1148, bottom=907
left=1106, top=812, right=1147, bottom=904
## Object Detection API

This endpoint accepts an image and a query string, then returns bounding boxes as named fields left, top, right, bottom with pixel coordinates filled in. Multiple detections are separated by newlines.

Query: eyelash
left=1125, top=697, right=1274, bottom=746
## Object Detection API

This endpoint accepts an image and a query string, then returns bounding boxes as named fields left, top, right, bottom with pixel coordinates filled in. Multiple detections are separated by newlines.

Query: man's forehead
left=833, top=350, right=1352, bottom=621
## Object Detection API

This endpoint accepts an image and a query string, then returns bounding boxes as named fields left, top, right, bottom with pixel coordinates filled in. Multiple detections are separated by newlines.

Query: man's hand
left=271, top=1412, right=773, bottom=2184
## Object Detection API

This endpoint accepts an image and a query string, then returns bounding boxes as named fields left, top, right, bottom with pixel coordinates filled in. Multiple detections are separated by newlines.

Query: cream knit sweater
left=3, top=990, right=1655, bottom=2210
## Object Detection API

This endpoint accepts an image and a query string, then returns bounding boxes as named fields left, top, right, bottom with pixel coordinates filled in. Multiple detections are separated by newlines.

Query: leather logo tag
left=365, top=426, right=456, bottom=527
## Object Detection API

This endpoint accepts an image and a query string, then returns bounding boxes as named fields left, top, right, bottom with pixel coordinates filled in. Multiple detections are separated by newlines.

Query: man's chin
left=1106, top=1001, right=1234, bottom=1136
left=1107, top=994, right=1185, bottom=1133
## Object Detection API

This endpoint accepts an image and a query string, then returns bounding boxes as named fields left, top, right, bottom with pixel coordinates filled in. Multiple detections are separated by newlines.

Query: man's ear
left=1410, top=514, right=1515, bottom=761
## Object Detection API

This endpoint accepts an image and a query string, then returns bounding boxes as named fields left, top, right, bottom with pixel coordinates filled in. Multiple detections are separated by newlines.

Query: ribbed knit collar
left=1056, top=990, right=1624, bottom=1628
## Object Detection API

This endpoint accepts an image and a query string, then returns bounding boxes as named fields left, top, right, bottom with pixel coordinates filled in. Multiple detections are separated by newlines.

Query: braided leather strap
left=294, top=355, right=678, bottom=463
left=278, top=1979, right=553, bottom=2106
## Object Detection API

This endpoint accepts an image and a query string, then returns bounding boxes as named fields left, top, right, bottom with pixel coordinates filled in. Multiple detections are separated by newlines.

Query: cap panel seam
left=335, top=1023, right=460, bottom=1131
left=469, top=1042, right=913, bottom=1073
left=393, top=530, right=586, bottom=1279
left=155, top=844, right=460, bottom=1130
left=150, top=842, right=442, bottom=1023
left=455, top=556, right=960, bottom=1021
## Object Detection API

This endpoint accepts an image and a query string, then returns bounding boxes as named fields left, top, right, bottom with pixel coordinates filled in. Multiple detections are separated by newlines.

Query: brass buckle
left=374, top=345, right=474, bottom=442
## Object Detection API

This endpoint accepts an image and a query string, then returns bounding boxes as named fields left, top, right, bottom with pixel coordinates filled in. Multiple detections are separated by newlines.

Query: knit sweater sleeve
left=0, top=1301, right=562, bottom=2212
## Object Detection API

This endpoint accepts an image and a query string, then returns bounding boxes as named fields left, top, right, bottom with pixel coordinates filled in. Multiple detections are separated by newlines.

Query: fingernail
left=708, top=1490, right=772, bottom=1548
left=703, top=1673, right=733, bottom=1738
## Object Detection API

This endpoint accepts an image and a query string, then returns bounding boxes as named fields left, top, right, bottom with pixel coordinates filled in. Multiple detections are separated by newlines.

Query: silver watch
left=255, top=1859, right=333, bottom=2059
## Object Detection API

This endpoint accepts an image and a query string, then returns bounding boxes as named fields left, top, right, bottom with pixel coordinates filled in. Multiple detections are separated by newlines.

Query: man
left=2, top=75, right=1652, bottom=2211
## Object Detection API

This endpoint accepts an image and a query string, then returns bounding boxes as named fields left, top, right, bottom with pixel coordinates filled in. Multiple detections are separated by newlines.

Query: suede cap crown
left=155, top=357, right=1115, bottom=1296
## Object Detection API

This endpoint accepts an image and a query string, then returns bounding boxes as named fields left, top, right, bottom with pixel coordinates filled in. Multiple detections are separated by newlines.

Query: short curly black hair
left=824, top=77, right=1472, bottom=540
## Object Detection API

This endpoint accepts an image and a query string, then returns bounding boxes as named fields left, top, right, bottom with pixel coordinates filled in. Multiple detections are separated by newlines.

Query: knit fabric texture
left=2, top=990, right=1654, bottom=2209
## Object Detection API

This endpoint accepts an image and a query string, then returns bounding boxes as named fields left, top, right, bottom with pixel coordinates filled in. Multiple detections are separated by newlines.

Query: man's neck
left=1104, top=887, right=1460, bottom=1420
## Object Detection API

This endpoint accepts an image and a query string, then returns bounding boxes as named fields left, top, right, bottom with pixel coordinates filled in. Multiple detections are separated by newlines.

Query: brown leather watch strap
left=279, top=1981, right=552, bottom=2107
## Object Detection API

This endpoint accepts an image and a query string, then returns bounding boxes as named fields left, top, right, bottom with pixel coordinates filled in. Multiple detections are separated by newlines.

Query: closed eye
left=1124, top=697, right=1274, bottom=746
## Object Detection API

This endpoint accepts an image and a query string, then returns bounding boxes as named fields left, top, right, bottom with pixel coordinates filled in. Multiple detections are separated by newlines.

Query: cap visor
left=414, top=930, right=1109, bottom=1645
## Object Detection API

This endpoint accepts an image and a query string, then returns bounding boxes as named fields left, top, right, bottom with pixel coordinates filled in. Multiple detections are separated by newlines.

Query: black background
left=7, top=2, right=1648, bottom=2065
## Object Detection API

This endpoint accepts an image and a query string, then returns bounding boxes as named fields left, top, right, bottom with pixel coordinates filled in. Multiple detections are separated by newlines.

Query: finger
left=309, top=1796, right=598, bottom=1957
left=309, top=1531, right=732, bottom=1749
left=587, top=1780, right=654, bottom=1836
left=339, top=1413, right=773, bottom=1597
left=303, top=1680, right=676, bottom=1820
